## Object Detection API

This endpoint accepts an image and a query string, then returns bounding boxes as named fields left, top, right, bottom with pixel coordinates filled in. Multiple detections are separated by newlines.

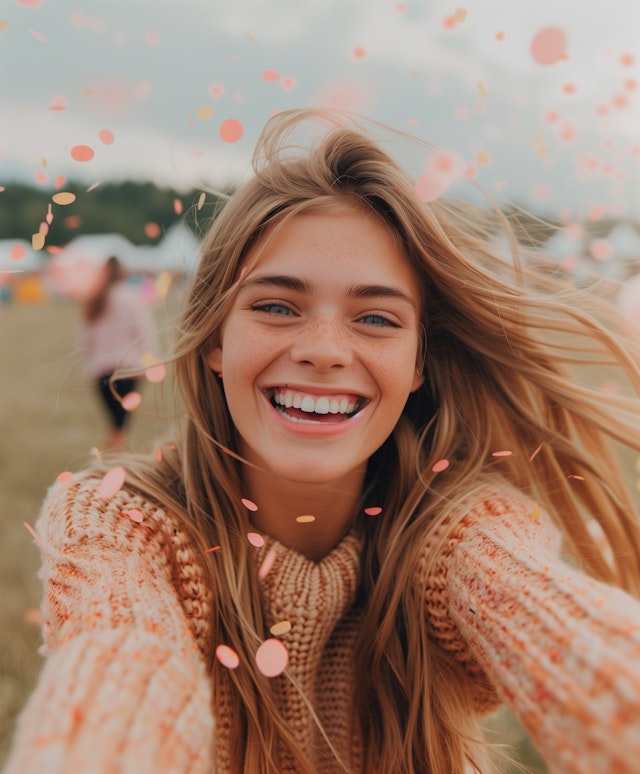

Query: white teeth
left=272, top=390, right=360, bottom=416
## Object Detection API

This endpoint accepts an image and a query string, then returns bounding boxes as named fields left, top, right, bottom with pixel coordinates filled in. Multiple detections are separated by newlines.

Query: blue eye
left=359, top=314, right=396, bottom=327
left=253, top=303, right=293, bottom=315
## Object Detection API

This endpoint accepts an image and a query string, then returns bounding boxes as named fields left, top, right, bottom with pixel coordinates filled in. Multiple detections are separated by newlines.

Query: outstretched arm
left=4, top=477, right=215, bottom=774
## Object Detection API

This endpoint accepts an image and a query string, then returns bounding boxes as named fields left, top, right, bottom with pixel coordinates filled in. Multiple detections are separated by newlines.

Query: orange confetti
left=262, top=69, right=280, bottom=83
left=219, top=118, right=244, bottom=143
left=52, top=192, right=76, bottom=206
left=54, top=175, right=66, bottom=189
left=70, top=145, right=94, bottom=162
left=453, top=7, right=467, bottom=22
left=241, top=497, right=258, bottom=511
left=121, top=391, right=141, bottom=411
left=351, top=46, right=366, bottom=59
left=491, top=450, right=512, bottom=458
left=195, top=105, right=213, bottom=120
left=247, top=532, right=264, bottom=547
left=153, top=446, right=163, bottom=462
left=204, top=545, right=221, bottom=554
left=495, top=31, right=505, bottom=42
left=31, top=233, right=45, bottom=251
left=216, top=644, right=239, bottom=669
left=431, top=458, right=450, bottom=473
left=568, top=474, right=585, bottom=481
left=530, top=27, right=567, bottom=66
left=529, top=504, right=540, bottom=521
left=255, top=638, right=288, bottom=677
left=270, top=620, right=292, bottom=636
left=529, top=443, right=543, bottom=462
left=99, top=129, right=114, bottom=145
left=364, top=506, right=382, bottom=516
left=97, top=466, right=126, bottom=500
left=144, top=222, right=160, bottom=238
left=173, top=198, right=183, bottom=215
left=258, top=548, right=276, bottom=579
left=295, top=514, right=315, bottom=523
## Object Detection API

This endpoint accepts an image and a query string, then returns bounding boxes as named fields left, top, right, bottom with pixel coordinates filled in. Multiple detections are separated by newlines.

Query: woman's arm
left=4, top=476, right=215, bottom=774
left=432, top=490, right=640, bottom=774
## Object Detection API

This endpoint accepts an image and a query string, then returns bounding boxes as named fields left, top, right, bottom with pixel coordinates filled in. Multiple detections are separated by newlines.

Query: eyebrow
left=241, top=274, right=417, bottom=310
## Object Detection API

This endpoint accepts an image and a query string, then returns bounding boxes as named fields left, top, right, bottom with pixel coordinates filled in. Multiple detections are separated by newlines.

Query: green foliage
left=0, top=180, right=230, bottom=247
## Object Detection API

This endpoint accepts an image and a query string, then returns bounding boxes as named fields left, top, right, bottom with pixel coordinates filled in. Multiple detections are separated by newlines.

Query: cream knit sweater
left=5, top=476, right=640, bottom=773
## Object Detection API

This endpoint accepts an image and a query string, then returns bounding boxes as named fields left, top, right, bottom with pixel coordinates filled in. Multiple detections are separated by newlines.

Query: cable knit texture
left=4, top=477, right=640, bottom=773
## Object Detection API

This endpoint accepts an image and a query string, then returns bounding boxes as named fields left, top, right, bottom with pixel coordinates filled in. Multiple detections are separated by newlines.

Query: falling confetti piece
left=247, top=532, right=264, bottom=547
left=477, top=81, right=487, bottom=97
left=241, top=497, right=258, bottom=511
left=568, top=474, right=585, bottom=481
left=270, top=620, right=291, bottom=636
left=204, top=545, right=221, bottom=554
left=122, top=509, right=144, bottom=523
left=364, top=506, right=382, bottom=516
left=529, top=504, right=540, bottom=521
left=70, top=145, right=94, bottom=162
left=97, top=466, right=126, bottom=500
left=351, top=46, right=366, bottom=59
left=255, top=638, right=288, bottom=677
left=196, top=105, right=213, bottom=120
left=90, top=446, right=103, bottom=462
left=24, top=608, right=42, bottom=625
left=197, top=192, right=206, bottom=210
left=219, top=118, right=244, bottom=143
left=9, top=245, right=26, bottom=261
left=281, top=75, right=296, bottom=91
left=99, top=129, right=114, bottom=145
left=86, top=181, right=101, bottom=192
left=415, top=175, right=446, bottom=203
left=529, top=443, right=543, bottom=461
left=32, top=233, right=45, bottom=250
left=144, top=222, right=161, bottom=239
left=530, top=27, right=567, bottom=66
left=208, top=83, right=225, bottom=98
left=216, top=644, right=239, bottom=669
left=145, top=363, right=166, bottom=383
left=173, top=197, right=183, bottom=215
left=262, top=69, right=280, bottom=83
left=431, top=458, right=450, bottom=473
left=48, top=101, right=67, bottom=111
left=121, top=391, right=141, bottom=411
left=15, top=0, right=45, bottom=5
left=51, top=192, right=76, bottom=206
left=495, top=31, right=505, bottom=41
left=153, top=446, right=163, bottom=462
left=28, top=28, right=47, bottom=42
left=454, top=7, right=467, bottom=22
left=56, top=471, right=74, bottom=484
left=258, top=548, right=277, bottom=580
left=296, top=514, right=315, bottom=523
left=491, top=450, right=512, bottom=458
left=23, top=522, right=42, bottom=545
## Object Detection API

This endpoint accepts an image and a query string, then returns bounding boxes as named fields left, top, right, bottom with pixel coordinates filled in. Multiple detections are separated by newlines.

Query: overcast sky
left=2, top=0, right=640, bottom=219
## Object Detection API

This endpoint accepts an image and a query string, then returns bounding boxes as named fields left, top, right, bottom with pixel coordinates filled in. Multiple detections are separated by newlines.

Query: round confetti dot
left=52, top=192, right=76, bottom=206
left=216, top=644, right=240, bottom=669
left=247, top=532, right=264, bottom=547
left=258, top=548, right=277, bottom=580
left=296, top=514, right=315, bottom=523
left=70, top=145, right=95, bottom=162
left=196, top=105, right=214, bottom=120
left=270, top=620, right=291, bottom=636
left=208, top=83, right=225, bottom=98
left=219, top=118, right=244, bottom=143
left=262, top=69, right=281, bottom=83
left=121, top=391, right=141, bottom=411
left=56, top=471, right=74, bottom=484
left=364, top=506, right=382, bottom=516
left=255, top=638, right=288, bottom=677
left=144, top=222, right=161, bottom=239
left=122, top=509, right=144, bottom=523
left=145, top=363, right=167, bottom=383
left=99, top=129, right=114, bottom=145
left=415, top=174, right=446, bottom=203
left=351, top=46, right=366, bottom=59
left=241, top=497, right=258, bottom=511
left=491, top=450, right=512, bottom=458
left=97, top=466, right=126, bottom=500
left=431, top=459, right=450, bottom=473
left=9, top=244, right=27, bottom=261
left=530, top=27, right=567, bottom=66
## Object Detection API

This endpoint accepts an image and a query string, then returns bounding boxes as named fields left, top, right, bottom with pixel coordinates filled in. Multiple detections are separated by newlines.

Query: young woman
left=6, top=110, right=640, bottom=774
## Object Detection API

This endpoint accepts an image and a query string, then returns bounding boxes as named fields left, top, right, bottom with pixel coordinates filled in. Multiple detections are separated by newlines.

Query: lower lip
left=266, top=397, right=366, bottom=437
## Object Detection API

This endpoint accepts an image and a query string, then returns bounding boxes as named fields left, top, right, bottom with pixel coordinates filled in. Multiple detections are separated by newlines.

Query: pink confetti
left=9, top=244, right=27, bottom=261
left=204, top=545, right=221, bottom=554
left=121, top=391, right=141, bottom=411
left=529, top=443, right=543, bottom=462
left=258, top=548, right=277, bottom=580
left=55, top=471, right=74, bottom=484
left=351, top=46, right=366, bottom=59
left=255, top=638, right=288, bottom=677
left=530, top=27, right=567, bottom=66
left=415, top=174, right=446, bottom=203
left=153, top=446, right=163, bottom=462
left=28, top=28, right=47, bottom=42
left=247, top=532, right=264, bottom=547
left=122, top=509, right=144, bottom=523
left=241, top=497, right=258, bottom=512
left=15, top=0, right=46, bottom=6
left=97, top=466, right=126, bottom=500
left=173, top=198, right=183, bottom=215
left=70, top=145, right=94, bottom=162
left=23, top=522, right=42, bottom=545
left=219, top=118, right=243, bottom=143
left=491, top=450, right=512, bottom=458
left=262, top=69, right=280, bottom=83
left=144, top=222, right=160, bottom=238
left=216, top=644, right=240, bottom=669
left=431, top=459, right=450, bottom=473
left=364, top=506, right=382, bottom=516
left=568, top=474, right=585, bottom=481
left=145, top=363, right=166, bottom=383
left=99, top=129, right=114, bottom=145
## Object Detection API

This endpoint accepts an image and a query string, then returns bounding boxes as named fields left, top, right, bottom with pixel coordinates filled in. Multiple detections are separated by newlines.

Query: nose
left=289, top=314, right=353, bottom=371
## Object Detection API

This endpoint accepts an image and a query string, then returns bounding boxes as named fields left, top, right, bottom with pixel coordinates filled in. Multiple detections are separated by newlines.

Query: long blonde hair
left=107, top=109, right=640, bottom=773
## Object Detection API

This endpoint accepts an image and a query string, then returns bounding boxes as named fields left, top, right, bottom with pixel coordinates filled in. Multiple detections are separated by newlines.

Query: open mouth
left=265, top=387, right=367, bottom=424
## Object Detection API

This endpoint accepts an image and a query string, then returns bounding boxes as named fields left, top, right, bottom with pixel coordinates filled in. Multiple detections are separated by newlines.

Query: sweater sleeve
left=428, top=489, right=640, bottom=774
left=3, top=477, right=215, bottom=774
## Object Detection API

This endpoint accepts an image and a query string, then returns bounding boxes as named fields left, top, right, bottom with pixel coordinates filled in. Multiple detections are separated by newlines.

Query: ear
left=204, top=341, right=223, bottom=374
left=410, top=369, right=424, bottom=393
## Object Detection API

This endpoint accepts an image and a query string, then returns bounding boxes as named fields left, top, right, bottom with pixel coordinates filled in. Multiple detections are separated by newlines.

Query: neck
left=243, top=465, right=365, bottom=561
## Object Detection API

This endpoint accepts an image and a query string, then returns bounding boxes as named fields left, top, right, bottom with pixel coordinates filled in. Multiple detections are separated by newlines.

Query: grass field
left=0, top=299, right=556, bottom=771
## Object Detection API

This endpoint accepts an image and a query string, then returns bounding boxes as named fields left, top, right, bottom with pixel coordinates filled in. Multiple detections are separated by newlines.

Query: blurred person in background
left=79, top=255, right=158, bottom=450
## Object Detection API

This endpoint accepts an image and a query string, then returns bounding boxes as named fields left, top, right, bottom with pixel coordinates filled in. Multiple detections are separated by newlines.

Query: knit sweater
left=5, top=476, right=640, bottom=773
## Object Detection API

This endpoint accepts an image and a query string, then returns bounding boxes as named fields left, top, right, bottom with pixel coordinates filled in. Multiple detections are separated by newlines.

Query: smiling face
left=205, top=205, right=424, bottom=492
